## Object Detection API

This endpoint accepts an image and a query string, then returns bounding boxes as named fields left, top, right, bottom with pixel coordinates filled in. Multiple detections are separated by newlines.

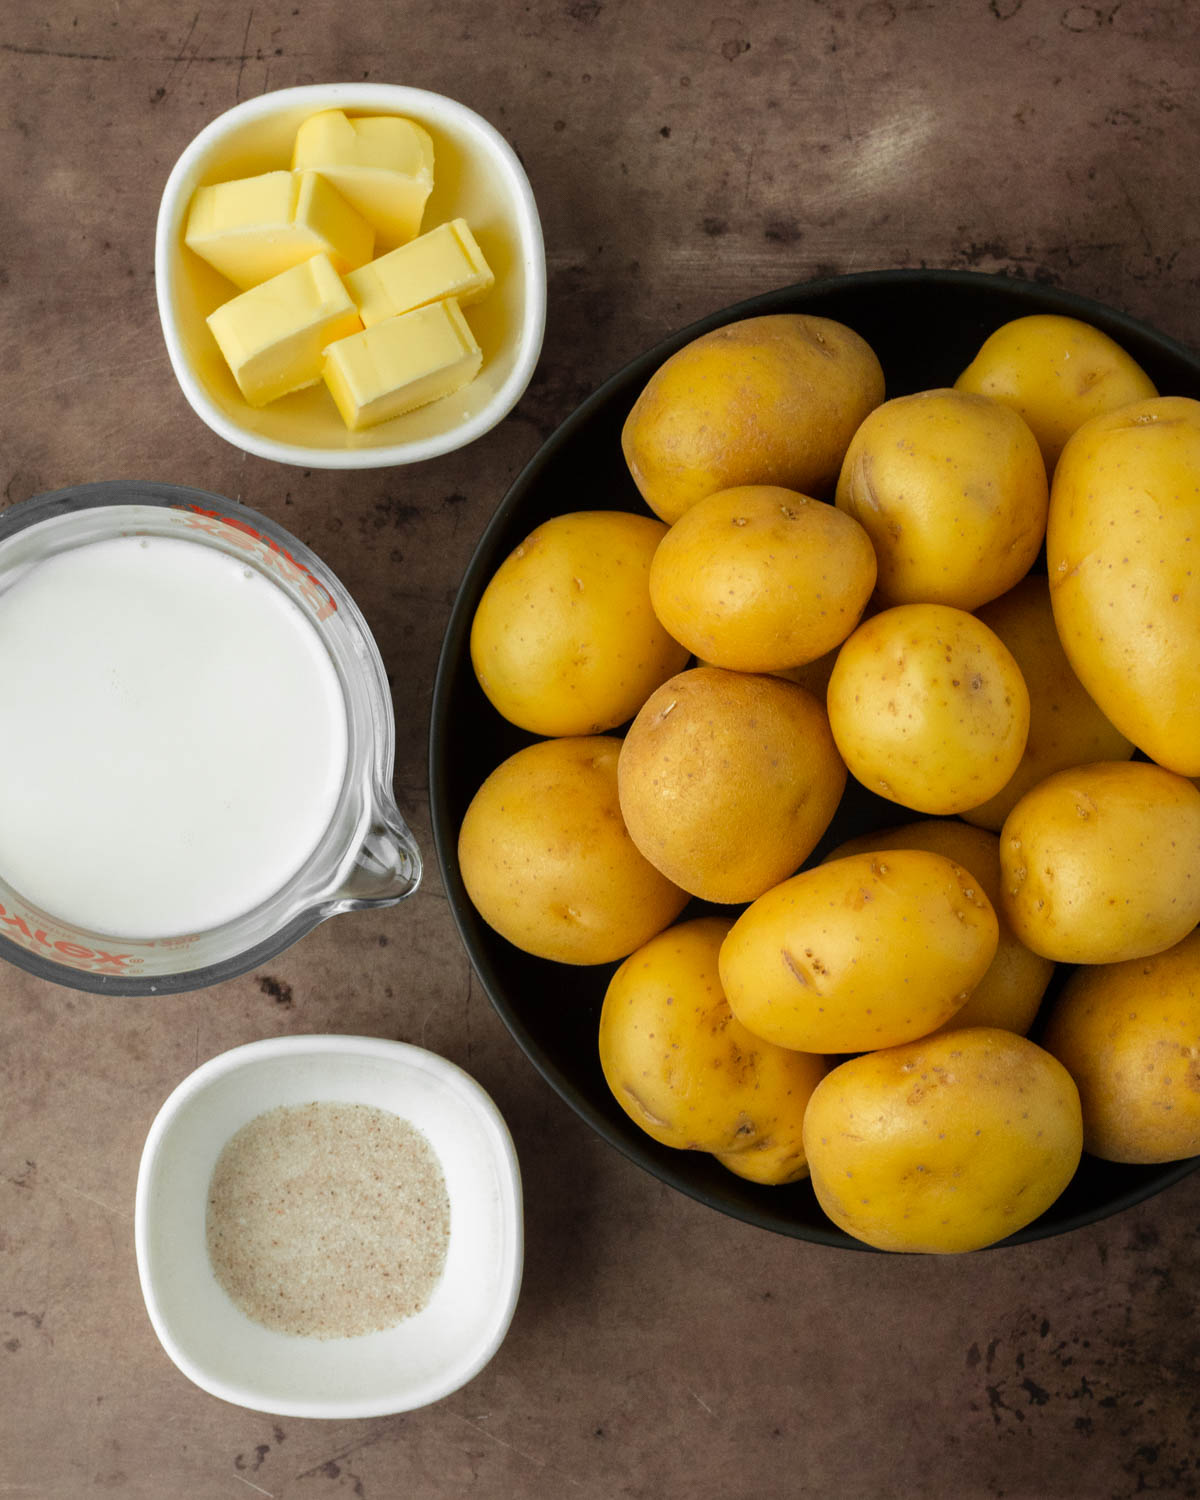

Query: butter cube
left=322, top=298, right=482, bottom=431
left=292, top=110, right=434, bottom=248
left=207, top=254, right=363, bottom=407
left=345, top=219, right=495, bottom=328
left=184, top=170, right=375, bottom=290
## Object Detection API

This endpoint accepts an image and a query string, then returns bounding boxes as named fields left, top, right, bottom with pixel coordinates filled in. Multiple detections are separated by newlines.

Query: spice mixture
left=206, top=1100, right=450, bottom=1339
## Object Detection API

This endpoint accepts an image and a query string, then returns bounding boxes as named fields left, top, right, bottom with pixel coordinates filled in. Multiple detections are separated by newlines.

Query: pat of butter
left=184, top=170, right=375, bottom=290
left=322, top=298, right=482, bottom=431
left=293, top=110, right=435, bottom=249
left=207, top=253, right=363, bottom=407
left=344, top=219, right=495, bottom=328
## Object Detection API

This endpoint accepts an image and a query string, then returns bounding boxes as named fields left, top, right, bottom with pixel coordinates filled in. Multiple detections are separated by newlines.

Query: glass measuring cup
left=0, top=481, right=421, bottom=995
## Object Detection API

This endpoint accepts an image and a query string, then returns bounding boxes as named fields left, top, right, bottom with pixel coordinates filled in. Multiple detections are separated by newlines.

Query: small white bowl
left=135, top=1034, right=523, bottom=1418
left=155, top=83, right=546, bottom=468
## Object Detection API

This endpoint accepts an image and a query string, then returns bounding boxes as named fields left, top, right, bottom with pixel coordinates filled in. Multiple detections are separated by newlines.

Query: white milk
left=0, top=533, right=348, bottom=938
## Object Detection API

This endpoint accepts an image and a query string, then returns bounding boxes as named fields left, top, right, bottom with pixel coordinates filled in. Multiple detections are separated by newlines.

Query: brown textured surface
left=2, top=3, right=1200, bottom=1497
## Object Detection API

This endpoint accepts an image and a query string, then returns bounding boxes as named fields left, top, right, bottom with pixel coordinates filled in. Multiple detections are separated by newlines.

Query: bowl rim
left=134, top=1032, right=524, bottom=1417
left=155, top=82, right=547, bottom=470
left=429, top=265, right=1200, bottom=1253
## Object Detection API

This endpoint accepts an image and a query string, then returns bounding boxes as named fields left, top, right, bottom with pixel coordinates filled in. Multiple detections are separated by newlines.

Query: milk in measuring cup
left=0, top=533, right=348, bottom=938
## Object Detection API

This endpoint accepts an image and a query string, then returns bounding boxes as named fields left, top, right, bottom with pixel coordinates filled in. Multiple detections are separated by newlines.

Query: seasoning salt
left=206, top=1100, right=450, bottom=1339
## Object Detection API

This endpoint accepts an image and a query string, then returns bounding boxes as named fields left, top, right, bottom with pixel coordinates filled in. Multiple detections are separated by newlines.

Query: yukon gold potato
left=718, top=850, right=998, bottom=1053
left=1000, top=761, right=1200, bottom=965
left=621, top=313, right=885, bottom=523
left=617, top=667, right=846, bottom=905
left=711, top=1137, right=816, bottom=1186
left=803, top=1029, right=1083, bottom=1253
left=825, top=820, right=1054, bottom=1036
left=1042, top=928, right=1200, bottom=1163
left=1048, top=396, right=1200, bottom=775
left=826, top=604, right=1030, bottom=815
left=469, top=510, right=689, bottom=737
left=955, top=314, right=1157, bottom=471
left=648, top=485, right=876, bottom=672
left=963, top=575, right=1135, bottom=831
left=458, top=736, right=688, bottom=965
left=834, top=388, right=1047, bottom=610
left=598, top=917, right=826, bottom=1163
left=771, top=649, right=840, bottom=699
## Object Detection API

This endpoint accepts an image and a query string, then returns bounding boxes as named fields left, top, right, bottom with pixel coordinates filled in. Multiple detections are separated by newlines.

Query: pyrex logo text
left=0, top=904, right=136, bottom=973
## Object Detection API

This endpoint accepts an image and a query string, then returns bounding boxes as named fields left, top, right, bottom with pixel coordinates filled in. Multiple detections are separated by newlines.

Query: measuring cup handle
left=331, top=800, right=423, bottom=908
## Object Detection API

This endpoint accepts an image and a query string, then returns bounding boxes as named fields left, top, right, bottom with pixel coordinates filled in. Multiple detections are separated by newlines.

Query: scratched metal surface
left=1, top=3, right=1199, bottom=1497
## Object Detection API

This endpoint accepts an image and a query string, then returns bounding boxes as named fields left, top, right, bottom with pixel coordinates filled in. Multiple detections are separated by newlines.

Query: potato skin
left=824, top=819, right=1054, bottom=1036
left=458, top=736, right=688, bottom=965
left=999, top=761, right=1200, bottom=965
left=1042, top=929, right=1200, bottom=1163
left=1047, top=396, right=1200, bottom=775
left=962, top=575, right=1135, bottom=832
left=711, top=1137, right=814, bottom=1186
left=955, top=314, right=1157, bottom=472
left=718, top=850, right=998, bottom=1054
left=835, top=388, right=1048, bottom=610
left=648, top=485, right=877, bottom=672
left=621, top=314, right=885, bottom=524
left=802, top=1028, right=1083, bottom=1253
left=826, top=604, right=1030, bottom=815
left=469, top=510, right=689, bottom=737
left=598, top=917, right=827, bottom=1158
left=617, top=667, right=846, bottom=905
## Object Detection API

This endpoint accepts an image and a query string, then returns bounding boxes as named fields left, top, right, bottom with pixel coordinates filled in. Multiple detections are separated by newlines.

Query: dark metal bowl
left=430, top=268, right=1200, bottom=1249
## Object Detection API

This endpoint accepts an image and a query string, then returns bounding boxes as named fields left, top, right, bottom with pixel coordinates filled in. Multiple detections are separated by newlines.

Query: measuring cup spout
left=330, top=796, right=423, bottom=910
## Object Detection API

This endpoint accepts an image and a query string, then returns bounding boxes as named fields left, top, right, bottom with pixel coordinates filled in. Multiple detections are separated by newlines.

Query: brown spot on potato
left=621, top=1084, right=671, bottom=1128
left=782, top=949, right=814, bottom=988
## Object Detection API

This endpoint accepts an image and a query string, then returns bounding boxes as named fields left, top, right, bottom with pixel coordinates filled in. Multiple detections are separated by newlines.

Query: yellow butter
left=292, top=110, right=435, bottom=248
left=293, top=171, right=376, bottom=273
left=322, top=298, right=482, bottom=431
left=184, top=170, right=374, bottom=290
left=344, top=218, right=494, bottom=327
left=207, top=253, right=363, bottom=407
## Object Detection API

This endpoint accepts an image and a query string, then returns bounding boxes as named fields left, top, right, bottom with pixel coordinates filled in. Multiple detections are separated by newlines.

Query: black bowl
left=430, top=268, right=1200, bottom=1249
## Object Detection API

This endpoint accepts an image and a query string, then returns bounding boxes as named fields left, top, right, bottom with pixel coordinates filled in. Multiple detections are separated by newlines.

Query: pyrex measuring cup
left=0, top=481, right=421, bottom=994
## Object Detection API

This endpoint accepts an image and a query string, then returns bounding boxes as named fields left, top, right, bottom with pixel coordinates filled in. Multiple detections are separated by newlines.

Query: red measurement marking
left=180, top=505, right=338, bottom=621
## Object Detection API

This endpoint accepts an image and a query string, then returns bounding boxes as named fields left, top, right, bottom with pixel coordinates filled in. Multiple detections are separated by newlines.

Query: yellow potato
left=741, top=603, right=881, bottom=700
left=617, top=667, right=846, bottom=905
left=826, top=604, right=1030, bottom=815
left=1042, top=928, right=1200, bottom=1163
left=698, top=644, right=845, bottom=700
left=834, top=388, right=1047, bottom=610
left=469, top=510, right=689, bottom=737
left=770, top=649, right=840, bottom=700
left=1047, top=396, right=1200, bottom=774
left=621, top=314, right=885, bottom=524
left=598, top=917, right=826, bottom=1163
left=963, top=575, right=1135, bottom=831
left=458, top=736, right=688, bottom=965
left=802, top=1028, right=1083, bottom=1253
left=718, top=850, right=998, bottom=1053
left=999, top=760, right=1200, bottom=965
left=824, top=820, right=1054, bottom=1036
left=955, top=313, right=1157, bottom=471
left=712, top=1135, right=813, bottom=1186
left=648, top=485, right=876, bottom=672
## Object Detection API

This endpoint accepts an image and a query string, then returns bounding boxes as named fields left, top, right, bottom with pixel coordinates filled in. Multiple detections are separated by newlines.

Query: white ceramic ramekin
left=156, top=83, right=546, bottom=468
left=135, top=1034, right=523, bottom=1417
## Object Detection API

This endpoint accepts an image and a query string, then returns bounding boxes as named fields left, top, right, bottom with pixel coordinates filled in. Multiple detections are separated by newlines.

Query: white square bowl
left=155, top=83, right=546, bottom=468
left=135, top=1034, right=523, bottom=1417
